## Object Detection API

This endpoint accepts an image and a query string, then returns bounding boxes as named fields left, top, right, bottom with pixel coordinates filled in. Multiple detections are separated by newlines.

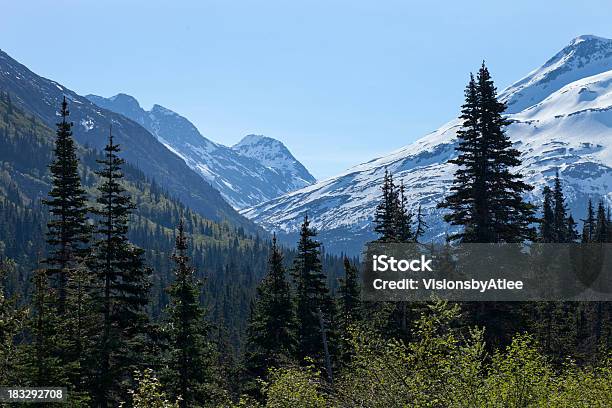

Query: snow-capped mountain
left=242, top=35, right=612, bottom=255
left=86, top=94, right=315, bottom=209
left=232, top=134, right=314, bottom=191
left=0, top=49, right=257, bottom=231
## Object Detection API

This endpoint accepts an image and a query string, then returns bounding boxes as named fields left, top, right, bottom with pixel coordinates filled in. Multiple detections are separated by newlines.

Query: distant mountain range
left=85, top=94, right=315, bottom=209
left=0, top=49, right=259, bottom=232
left=242, top=35, right=612, bottom=254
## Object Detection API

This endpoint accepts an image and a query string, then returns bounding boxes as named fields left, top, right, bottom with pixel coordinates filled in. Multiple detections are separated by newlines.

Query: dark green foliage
left=42, top=97, right=91, bottom=312
left=373, top=171, right=415, bottom=243
left=373, top=170, right=400, bottom=242
left=540, top=186, right=555, bottom=242
left=582, top=200, right=596, bottom=242
left=336, top=257, right=362, bottom=366
left=243, top=234, right=296, bottom=397
left=90, top=130, right=152, bottom=406
left=162, top=219, right=218, bottom=407
left=20, top=267, right=67, bottom=387
left=595, top=200, right=610, bottom=243
left=414, top=204, right=427, bottom=243
left=396, top=181, right=414, bottom=242
left=337, top=257, right=361, bottom=327
left=291, top=215, right=335, bottom=365
left=438, top=64, right=537, bottom=243
left=540, top=173, right=578, bottom=243
left=436, top=63, right=538, bottom=351
left=552, top=172, right=570, bottom=242
left=0, top=258, right=27, bottom=385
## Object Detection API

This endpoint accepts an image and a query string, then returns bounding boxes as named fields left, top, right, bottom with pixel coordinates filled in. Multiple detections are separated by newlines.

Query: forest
left=0, top=63, right=611, bottom=407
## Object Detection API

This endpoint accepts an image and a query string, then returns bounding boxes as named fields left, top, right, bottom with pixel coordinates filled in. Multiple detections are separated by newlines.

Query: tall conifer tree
left=338, top=256, right=361, bottom=327
left=595, top=201, right=610, bottom=243
left=373, top=170, right=400, bottom=242
left=540, top=186, right=555, bottom=242
left=91, top=129, right=151, bottom=407
left=244, top=234, right=296, bottom=396
left=414, top=205, right=427, bottom=243
left=163, top=219, right=215, bottom=407
left=43, top=97, right=90, bottom=312
left=22, top=267, right=66, bottom=387
left=439, top=64, right=536, bottom=243
left=395, top=181, right=414, bottom=242
left=291, top=215, right=335, bottom=365
left=582, top=200, right=596, bottom=243
left=552, top=171, right=569, bottom=242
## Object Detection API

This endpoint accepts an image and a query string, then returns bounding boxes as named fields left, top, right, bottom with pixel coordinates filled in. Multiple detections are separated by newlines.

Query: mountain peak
left=232, top=134, right=316, bottom=185
left=235, top=134, right=278, bottom=147
left=569, top=34, right=611, bottom=46
left=150, top=103, right=178, bottom=117
left=109, top=93, right=140, bottom=106
left=86, top=93, right=144, bottom=120
left=501, top=34, right=612, bottom=113
left=85, top=94, right=316, bottom=208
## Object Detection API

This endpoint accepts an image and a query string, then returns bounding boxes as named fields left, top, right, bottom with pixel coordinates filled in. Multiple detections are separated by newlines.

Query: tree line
left=0, top=62, right=611, bottom=407
left=226, top=63, right=612, bottom=407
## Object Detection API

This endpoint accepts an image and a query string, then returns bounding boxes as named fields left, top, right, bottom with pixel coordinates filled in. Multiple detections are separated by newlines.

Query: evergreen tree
left=373, top=170, right=400, bottom=242
left=540, top=186, right=555, bottom=242
left=338, top=256, right=361, bottom=327
left=22, top=267, right=67, bottom=387
left=90, top=129, right=151, bottom=407
left=414, top=205, right=428, bottom=243
left=42, top=97, right=90, bottom=312
left=438, top=64, right=536, bottom=350
left=567, top=215, right=579, bottom=242
left=438, top=64, right=536, bottom=243
left=395, top=181, right=414, bottom=242
left=163, top=219, right=216, bottom=407
left=594, top=201, right=610, bottom=243
left=0, top=258, right=27, bottom=385
left=582, top=200, right=596, bottom=243
left=63, top=262, right=98, bottom=403
left=552, top=171, right=569, bottom=242
left=244, top=234, right=296, bottom=396
left=291, top=215, right=335, bottom=365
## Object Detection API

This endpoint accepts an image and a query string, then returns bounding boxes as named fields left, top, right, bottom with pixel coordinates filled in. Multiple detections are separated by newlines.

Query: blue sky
left=3, top=0, right=612, bottom=178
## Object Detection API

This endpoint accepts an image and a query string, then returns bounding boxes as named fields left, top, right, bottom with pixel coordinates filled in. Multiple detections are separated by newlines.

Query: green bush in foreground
left=259, top=301, right=611, bottom=408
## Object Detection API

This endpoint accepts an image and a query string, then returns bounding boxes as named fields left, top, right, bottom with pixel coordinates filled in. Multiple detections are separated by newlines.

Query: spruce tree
left=163, top=219, right=215, bottom=407
left=63, top=263, right=98, bottom=403
left=0, top=259, right=27, bottom=385
left=291, top=215, right=335, bottom=365
left=91, top=129, right=151, bottom=407
left=22, top=267, right=67, bottom=387
left=540, top=186, right=555, bottom=242
left=395, top=181, right=414, bottom=243
left=438, top=64, right=536, bottom=350
left=582, top=200, right=596, bottom=242
left=552, top=172, right=569, bottom=242
left=374, top=170, right=400, bottom=242
left=438, top=64, right=537, bottom=243
left=414, top=204, right=428, bottom=243
left=42, top=97, right=90, bottom=312
left=567, top=215, right=579, bottom=242
left=594, top=201, right=610, bottom=243
left=338, top=256, right=361, bottom=327
left=244, top=234, right=296, bottom=396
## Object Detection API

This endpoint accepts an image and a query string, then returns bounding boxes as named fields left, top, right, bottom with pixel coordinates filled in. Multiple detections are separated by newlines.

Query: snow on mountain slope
left=0, top=49, right=257, bottom=231
left=502, top=35, right=612, bottom=113
left=242, top=35, right=612, bottom=255
left=232, top=134, right=315, bottom=190
left=86, top=94, right=315, bottom=209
